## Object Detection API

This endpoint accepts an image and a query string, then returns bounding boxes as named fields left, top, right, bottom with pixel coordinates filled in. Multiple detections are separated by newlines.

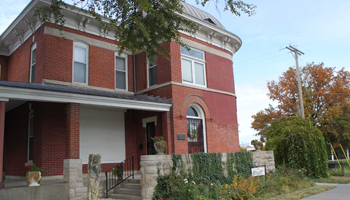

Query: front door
left=146, top=122, right=156, bottom=155
left=187, top=118, right=204, bottom=154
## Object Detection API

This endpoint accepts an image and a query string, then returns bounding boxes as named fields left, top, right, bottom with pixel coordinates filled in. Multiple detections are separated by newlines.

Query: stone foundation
left=140, top=151, right=275, bottom=200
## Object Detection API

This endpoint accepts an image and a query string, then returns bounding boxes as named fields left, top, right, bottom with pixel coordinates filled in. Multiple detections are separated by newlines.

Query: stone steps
left=108, top=178, right=142, bottom=200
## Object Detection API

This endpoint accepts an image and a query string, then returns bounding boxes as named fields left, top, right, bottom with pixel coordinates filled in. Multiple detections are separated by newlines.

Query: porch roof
left=0, top=81, right=172, bottom=111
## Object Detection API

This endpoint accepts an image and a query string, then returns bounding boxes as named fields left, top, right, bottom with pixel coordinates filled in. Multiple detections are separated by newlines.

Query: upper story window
left=181, top=46, right=206, bottom=87
left=30, top=43, right=37, bottom=83
left=148, top=55, right=157, bottom=87
left=73, top=42, right=89, bottom=84
left=115, top=53, right=128, bottom=90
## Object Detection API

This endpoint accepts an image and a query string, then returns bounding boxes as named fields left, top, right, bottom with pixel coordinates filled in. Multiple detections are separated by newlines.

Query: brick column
left=66, top=103, right=80, bottom=159
left=162, top=111, right=173, bottom=155
left=0, top=100, right=7, bottom=188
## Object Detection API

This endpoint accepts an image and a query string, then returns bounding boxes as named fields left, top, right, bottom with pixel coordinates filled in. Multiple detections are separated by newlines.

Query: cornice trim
left=137, top=81, right=236, bottom=97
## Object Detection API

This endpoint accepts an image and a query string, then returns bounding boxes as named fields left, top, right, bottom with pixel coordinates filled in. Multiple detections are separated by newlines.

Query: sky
left=1, top=0, right=350, bottom=145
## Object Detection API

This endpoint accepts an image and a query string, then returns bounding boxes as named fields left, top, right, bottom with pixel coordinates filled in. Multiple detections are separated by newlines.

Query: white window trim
left=147, top=56, right=157, bottom=88
left=27, top=110, right=34, bottom=163
left=73, top=41, right=89, bottom=85
left=181, top=47, right=207, bottom=87
left=187, top=104, right=207, bottom=153
left=29, top=42, right=37, bottom=83
left=115, top=52, right=128, bottom=91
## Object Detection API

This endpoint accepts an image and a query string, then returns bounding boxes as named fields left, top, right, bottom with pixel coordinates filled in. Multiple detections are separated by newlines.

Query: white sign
left=251, top=166, right=265, bottom=177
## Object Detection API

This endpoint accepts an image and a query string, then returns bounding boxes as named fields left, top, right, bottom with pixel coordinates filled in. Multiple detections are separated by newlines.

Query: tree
left=265, top=116, right=328, bottom=178
left=252, top=62, right=350, bottom=145
left=35, top=0, right=256, bottom=58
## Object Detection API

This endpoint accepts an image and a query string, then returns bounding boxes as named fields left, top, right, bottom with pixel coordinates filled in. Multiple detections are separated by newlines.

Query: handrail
left=105, top=156, right=134, bottom=198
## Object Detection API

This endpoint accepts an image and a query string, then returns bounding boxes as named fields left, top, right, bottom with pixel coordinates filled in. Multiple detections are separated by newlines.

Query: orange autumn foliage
left=252, top=62, right=350, bottom=142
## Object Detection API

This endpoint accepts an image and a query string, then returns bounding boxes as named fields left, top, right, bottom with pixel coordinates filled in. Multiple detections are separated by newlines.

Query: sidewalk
left=301, top=183, right=350, bottom=200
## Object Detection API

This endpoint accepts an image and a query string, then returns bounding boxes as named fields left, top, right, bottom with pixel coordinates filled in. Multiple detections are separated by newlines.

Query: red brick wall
left=205, top=52, right=235, bottom=93
left=43, top=34, right=73, bottom=83
left=0, top=55, right=8, bottom=81
left=89, top=46, right=114, bottom=89
left=39, top=103, right=67, bottom=176
left=6, top=26, right=46, bottom=83
left=3, top=102, right=69, bottom=176
left=66, top=103, right=79, bottom=159
left=169, top=85, right=239, bottom=154
left=135, top=52, right=147, bottom=91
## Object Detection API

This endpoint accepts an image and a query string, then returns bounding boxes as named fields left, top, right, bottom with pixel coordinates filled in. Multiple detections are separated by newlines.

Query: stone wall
left=140, top=151, right=275, bottom=200
left=63, top=159, right=87, bottom=200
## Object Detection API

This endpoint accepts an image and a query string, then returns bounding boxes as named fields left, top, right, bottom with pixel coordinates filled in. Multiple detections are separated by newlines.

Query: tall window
left=28, top=110, right=34, bottom=162
left=115, top=53, right=127, bottom=90
left=148, top=55, right=157, bottom=87
left=186, top=104, right=206, bottom=154
left=30, top=43, right=37, bottom=83
left=73, top=42, right=89, bottom=84
left=181, top=46, right=206, bottom=87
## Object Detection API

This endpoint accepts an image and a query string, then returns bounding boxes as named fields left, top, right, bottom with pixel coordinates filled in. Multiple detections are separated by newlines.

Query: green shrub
left=265, top=116, right=329, bottom=178
left=2, top=172, right=5, bottom=182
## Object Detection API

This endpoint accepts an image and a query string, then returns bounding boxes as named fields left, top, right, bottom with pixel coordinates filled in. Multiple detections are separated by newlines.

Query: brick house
left=0, top=0, right=241, bottom=183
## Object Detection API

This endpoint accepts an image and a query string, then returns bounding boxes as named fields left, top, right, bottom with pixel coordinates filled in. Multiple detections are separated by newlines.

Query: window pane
left=149, top=55, right=157, bottom=66
left=74, top=62, right=86, bottom=83
left=182, top=59, right=192, bottom=83
left=74, top=46, right=86, bottom=63
left=195, top=62, right=205, bottom=85
left=30, top=64, right=35, bottom=83
left=31, top=49, right=36, bottom=64
left=116, top=57, right=125, bottom=71
left=186, top=107, right=198, bottom=117
left=29, top=137, right=33, bottom=160
left=116, top=71, right=126, bottom=89
left=149, top=66, right=157, bottom=86
left=181, top=46, right=204, bottom=60
left=29, top=116, right=34, bottom=137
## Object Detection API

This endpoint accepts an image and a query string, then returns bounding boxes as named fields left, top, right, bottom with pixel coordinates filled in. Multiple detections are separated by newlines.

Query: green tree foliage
left=265, top=116, right=329, bottom=178
left=35, top=0, right=256, bottom=58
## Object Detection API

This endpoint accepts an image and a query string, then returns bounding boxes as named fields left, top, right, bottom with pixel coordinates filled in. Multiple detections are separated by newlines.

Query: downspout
left=133, top=52, right=136, bottom=95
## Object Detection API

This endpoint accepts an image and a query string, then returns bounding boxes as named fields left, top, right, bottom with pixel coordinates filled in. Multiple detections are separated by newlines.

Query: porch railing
left=105, top=156, right=134, bottom=198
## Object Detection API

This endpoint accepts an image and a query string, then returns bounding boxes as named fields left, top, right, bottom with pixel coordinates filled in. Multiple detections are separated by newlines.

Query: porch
left=0, top=80, right=172, bottom=188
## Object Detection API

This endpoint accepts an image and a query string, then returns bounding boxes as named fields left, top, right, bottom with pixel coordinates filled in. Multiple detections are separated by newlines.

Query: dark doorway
left=146, top=122, right=156, bottom=155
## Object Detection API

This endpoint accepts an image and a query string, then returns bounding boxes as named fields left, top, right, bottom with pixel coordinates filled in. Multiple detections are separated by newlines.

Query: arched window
left=186, top=104, right=206, bottom=153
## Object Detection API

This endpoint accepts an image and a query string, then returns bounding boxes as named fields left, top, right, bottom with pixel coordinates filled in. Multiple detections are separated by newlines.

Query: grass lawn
left=315, top=176, right=350, bottom=184
left=265, top=185, right=336, bottom=200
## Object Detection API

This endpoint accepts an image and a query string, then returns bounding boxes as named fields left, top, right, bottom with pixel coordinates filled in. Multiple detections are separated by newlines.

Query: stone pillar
left=64, top=159, right=87, bottom=200
left=252, top=150, right=275, bottom=171
left=66, top=103, right=80, bottom=159
left=0, top=100, right=7, bottom=188
left=140, top=155, right=172, bottom=200
left=86, top=154, right=101, bottom=200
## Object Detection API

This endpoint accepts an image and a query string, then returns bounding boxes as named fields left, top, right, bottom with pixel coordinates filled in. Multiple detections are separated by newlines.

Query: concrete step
left=115, top=188, right=141, bottom=196
left=108, top=193, right=142, bottom=200
left=127, top=179, right=140, bottom=184
left=121, top=183, right=141, bottom=190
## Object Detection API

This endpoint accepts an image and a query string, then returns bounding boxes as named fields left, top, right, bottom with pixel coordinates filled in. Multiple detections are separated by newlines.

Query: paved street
left=302, top=183, right=350, bottom=200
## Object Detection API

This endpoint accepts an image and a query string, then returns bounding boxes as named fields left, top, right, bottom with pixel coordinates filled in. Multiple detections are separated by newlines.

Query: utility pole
left=286, top=45, right=305, bottom=119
